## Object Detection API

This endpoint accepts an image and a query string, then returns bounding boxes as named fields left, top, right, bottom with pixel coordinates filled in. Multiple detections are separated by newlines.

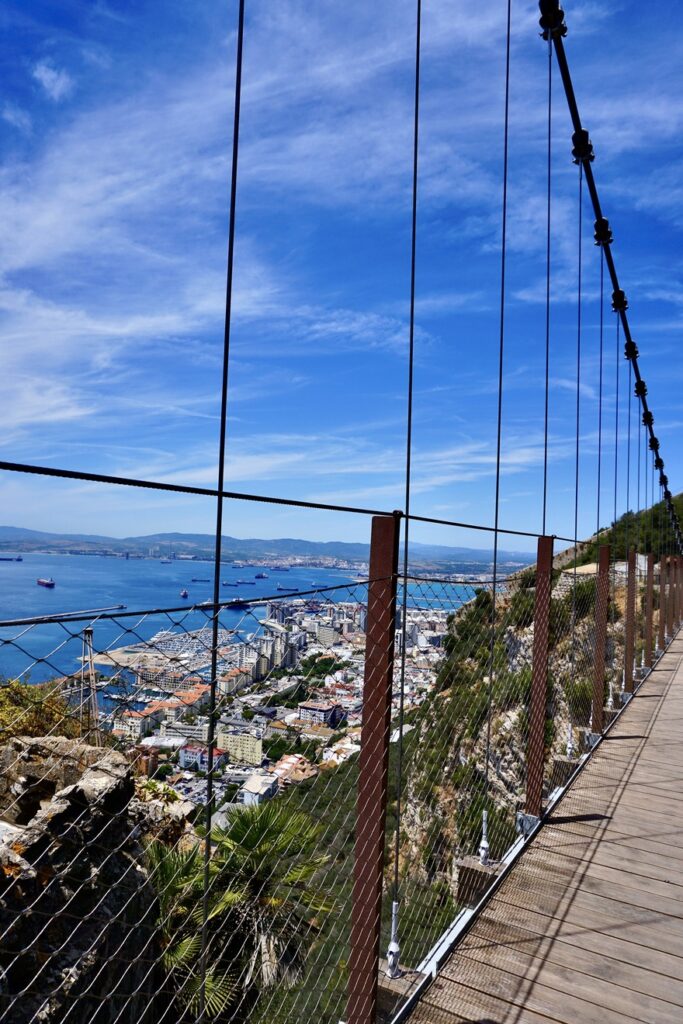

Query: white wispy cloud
left=31, top=61, right=74, bottom=102
left=2, top=103, right=31, bottom=133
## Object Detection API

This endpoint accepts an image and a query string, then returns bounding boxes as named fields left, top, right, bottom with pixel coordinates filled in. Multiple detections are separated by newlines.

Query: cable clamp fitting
left=661, top=474, right=669, bottom=489
left=654, top=455, right=664, bottom=470
left=594, top=217, right=613, bottom=246
left=572, top=128, right=594, bottom=164
left=634, top=379, right=647, bottom=398
left=642, top=410, right=654, bottom=427
left=624, top=340, right=639, bottom=361
left=649, top=436, right=660, bottom=452
left=611, top=289, right=628, bottom=312
left=538, top=0, right=567, bottom=39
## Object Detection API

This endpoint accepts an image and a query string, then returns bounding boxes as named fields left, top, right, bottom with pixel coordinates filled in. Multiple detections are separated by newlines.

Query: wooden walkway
left=411, top=635, right=683, bottom=1024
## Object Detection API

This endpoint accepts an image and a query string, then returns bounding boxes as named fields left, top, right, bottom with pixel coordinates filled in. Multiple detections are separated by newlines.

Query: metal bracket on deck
left=620, top=692, right=633, bottom=706
left=516, top=812, right=540, bottom=839
left=585, top=732, right=600, bottom=751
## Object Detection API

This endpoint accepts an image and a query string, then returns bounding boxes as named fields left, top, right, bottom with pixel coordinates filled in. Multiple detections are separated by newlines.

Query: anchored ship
left=37, top=578, right=55, bottom=588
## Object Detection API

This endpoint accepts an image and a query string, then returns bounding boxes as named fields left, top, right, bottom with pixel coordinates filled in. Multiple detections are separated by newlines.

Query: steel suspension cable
left=613, top=316, right=620, bottom=548
left=542, top=34, right=552, bottom=535
left=596, top=247, right=604, bottom=539
left=484, top=0, right=512, bottom=818
left=389, top=0, right=422, bottom=975
left=200, top=1, right=245, bottom=1016
left=541, top=0, right=682, bottom=547
left=626, top=360, right=632, bottom=549
left=636, top=391, right=642, bottom=551
left=568, top=162, right=583, bottom=758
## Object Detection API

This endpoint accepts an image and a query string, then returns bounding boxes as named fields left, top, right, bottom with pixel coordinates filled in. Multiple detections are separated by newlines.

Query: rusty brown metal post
left=624, top=547, right=636, bottom=695
left=644, top=552, right=654, bottom=669
left=658, top=555, right=667, bottom=653
left=348, top=514, right=399, bottom=1024
left=667, top=555, right=675, bottom=641
left=591, top=545, right=610, bottom=734
left=525, top=535, right=553, bottom=819
left=676, top=556, right=682, bottom=632
left=671, top=556, right=677, bottom=634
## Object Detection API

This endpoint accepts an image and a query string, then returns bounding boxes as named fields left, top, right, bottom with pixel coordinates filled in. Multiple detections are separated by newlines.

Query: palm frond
left=280, top=855, right=329, bottom=887
left=190, top=883, right=249, bottom=924
left=184, top=968, right=237, bottom=1017
left=162, top=935, right=201, bottom=969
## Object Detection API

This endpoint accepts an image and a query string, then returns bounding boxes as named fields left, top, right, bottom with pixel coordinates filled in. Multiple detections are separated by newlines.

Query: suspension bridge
left=1, top=1, right=683, bottom=1024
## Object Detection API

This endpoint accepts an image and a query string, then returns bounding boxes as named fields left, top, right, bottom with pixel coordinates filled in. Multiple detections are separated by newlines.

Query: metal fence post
left=644, top=552, right=654, bottom=669
left=624, top=547, right=636, bottom=695
left=591, top=545, right=610, bottom=734
left=658, top=556, right=667, bottom=652
left=525, top=535, right=553, bottom=820
left=667, top=555, right=675, bottom=641
left=672, top=556, right=678, bottom=634
left=676, top=556, right=682, bottom=633
left=348, top=513, right=400, bottom=1024
left=671, top=556, right=677, bottom=635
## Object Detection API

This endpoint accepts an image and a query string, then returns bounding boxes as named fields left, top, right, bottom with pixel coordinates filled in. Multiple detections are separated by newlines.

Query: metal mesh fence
left=0, top=554, right=677, bottom=1024
left=0, top=583, right=373, bottom=1024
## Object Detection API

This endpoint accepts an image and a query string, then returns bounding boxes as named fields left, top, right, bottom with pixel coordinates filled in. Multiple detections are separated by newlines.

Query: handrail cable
left=0, top=457, right=580, bottom=544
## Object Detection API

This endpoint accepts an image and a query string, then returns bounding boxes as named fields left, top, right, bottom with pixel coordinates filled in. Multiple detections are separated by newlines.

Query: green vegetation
left=579, top=495, right=682, bottom=563
left=0, top=678, right=79, bottom=741
left=146, top=842, right=235, bottom=1019
left=148, top=802, right=331, bottom=1022
left=263, top=734, right=319, bottom=763
left=564, top=678, right=593, bottom=727
left=298, top=654, right=349, bottom=678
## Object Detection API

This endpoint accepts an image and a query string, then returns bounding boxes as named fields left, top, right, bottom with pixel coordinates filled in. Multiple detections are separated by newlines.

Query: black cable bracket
left=539, top=0, right=567, bottom=40
left=594, top=217, right=613, bottom=246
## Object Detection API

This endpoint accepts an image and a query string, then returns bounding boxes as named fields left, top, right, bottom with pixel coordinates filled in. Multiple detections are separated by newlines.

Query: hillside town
left=91, top=597, right=452, bottom=812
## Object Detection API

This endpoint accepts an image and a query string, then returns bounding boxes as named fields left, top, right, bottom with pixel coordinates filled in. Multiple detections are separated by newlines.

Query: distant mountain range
left=0, top=525, right=534, bottom=566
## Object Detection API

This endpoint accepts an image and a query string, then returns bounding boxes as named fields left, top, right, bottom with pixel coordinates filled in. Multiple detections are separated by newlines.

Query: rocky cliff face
left=0, top=737, right=161, bottom=1024
left=397, top=583, right=625, bottom=916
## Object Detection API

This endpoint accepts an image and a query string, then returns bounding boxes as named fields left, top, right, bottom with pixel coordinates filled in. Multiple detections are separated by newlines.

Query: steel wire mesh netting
left=0, top=558, right=668, bottom=1024
left=382, top=573, right=535, bottom=977
left=546, top=566, right=600, bottom=765
left=0, top=582, right=377, bottom=1024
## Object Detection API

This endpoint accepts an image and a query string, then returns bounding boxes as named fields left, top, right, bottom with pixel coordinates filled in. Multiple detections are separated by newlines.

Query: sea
left=0, top=552, right=493, bottom=684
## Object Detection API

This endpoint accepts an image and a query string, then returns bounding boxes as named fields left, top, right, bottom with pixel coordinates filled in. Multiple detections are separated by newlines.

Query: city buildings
left=215, top=728, right=264, bottom=766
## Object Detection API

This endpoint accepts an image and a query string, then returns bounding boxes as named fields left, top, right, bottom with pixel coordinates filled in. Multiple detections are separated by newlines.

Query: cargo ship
left=37, top=578, right=56, bottom=588
left=255, top=572, right=268, bottom=579
left=180, top=589, right=189, bottom=599
left=0, top=555, right=22, bottom=561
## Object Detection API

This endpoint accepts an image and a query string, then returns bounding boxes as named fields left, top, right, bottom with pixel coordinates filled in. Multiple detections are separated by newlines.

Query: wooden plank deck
left=410, top=635, right=683, bottom=1024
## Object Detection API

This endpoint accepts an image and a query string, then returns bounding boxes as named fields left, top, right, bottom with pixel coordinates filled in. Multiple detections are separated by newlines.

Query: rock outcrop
left=0, top=737, right=161, bottom=1024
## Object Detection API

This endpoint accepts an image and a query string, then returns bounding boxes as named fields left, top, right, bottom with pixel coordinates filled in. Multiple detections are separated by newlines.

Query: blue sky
left=1, top=0, right=682, bottom=552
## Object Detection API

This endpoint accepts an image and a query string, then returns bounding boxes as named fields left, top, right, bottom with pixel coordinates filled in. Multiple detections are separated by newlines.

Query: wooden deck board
left=408, top=637, right=683, bottom=1023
